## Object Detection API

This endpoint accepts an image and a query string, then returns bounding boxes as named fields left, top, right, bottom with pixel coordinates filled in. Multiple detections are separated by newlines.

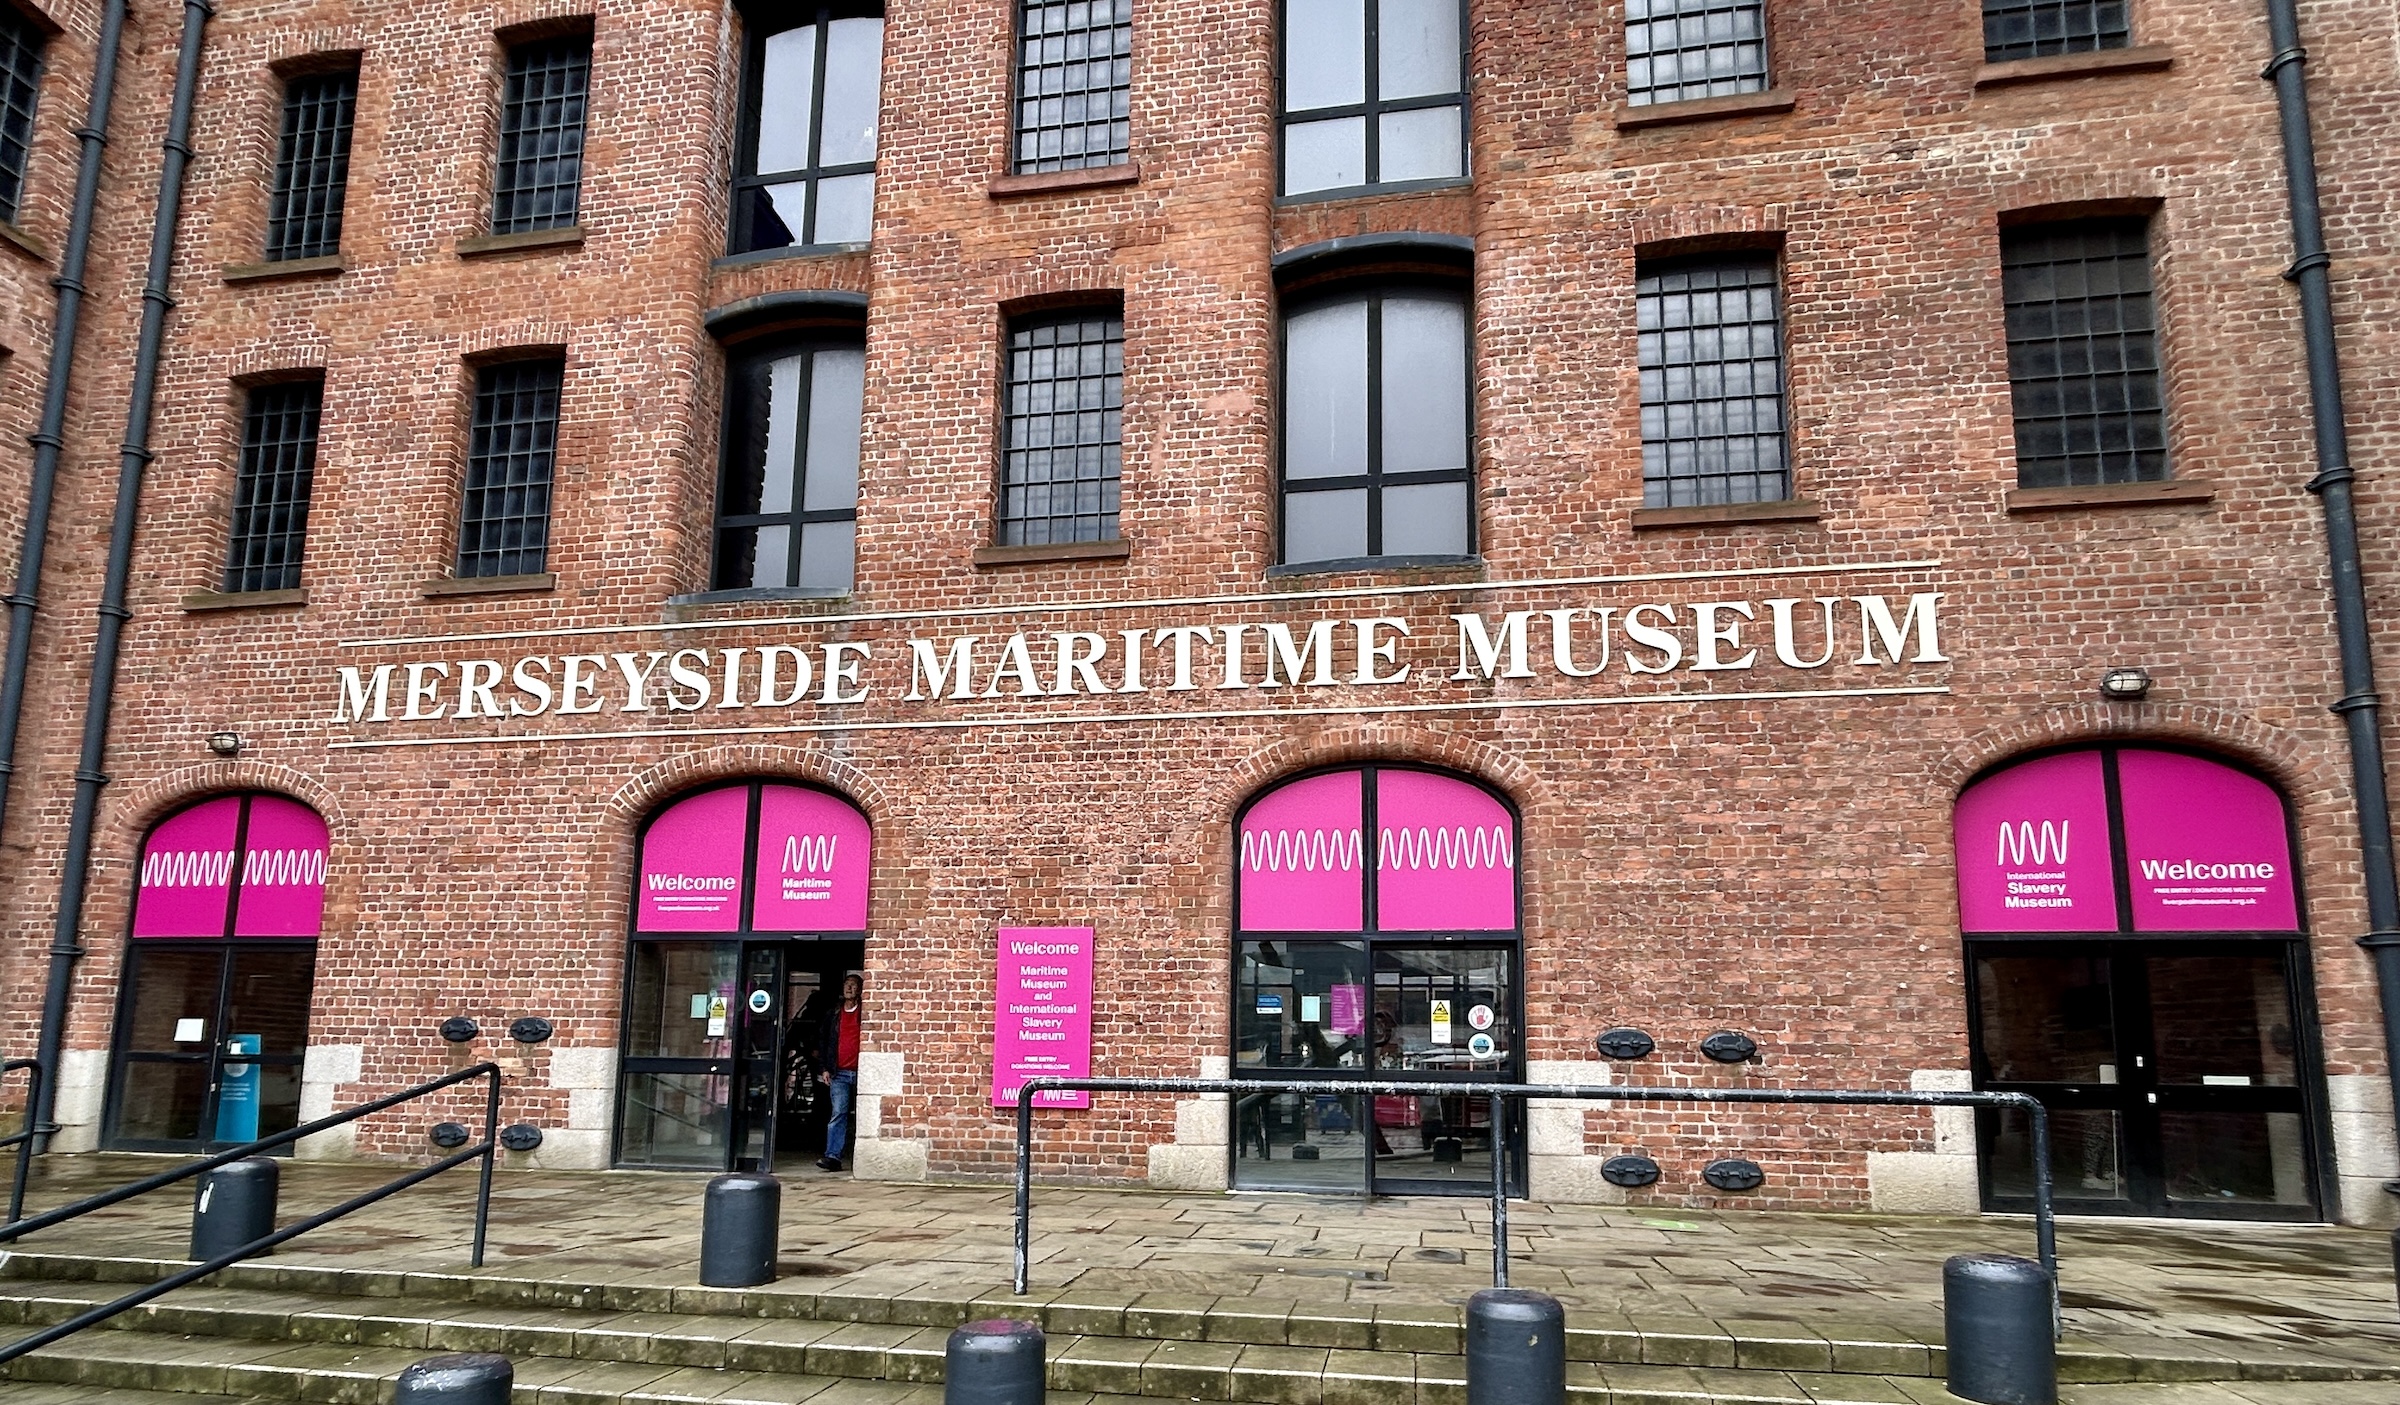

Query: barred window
left=2002, top=220, right=2166, bottom=489
left=1637, top=255, right=1789, bottom=508
left=733, top=6, right=881, bottom=254
left=491, top=37, right=589, bottom=235
left=715, top=341, right=862, bottom=591
left=223, top=380, right=322, bottom=595
left=456, top=359, right=564, bottom=578
left=265, top=69, right=357, bottom=262
left=1280, top=286, right=1472, bottom=565
left=1624, top=0, right=1768, bottom=107
left=1983, top=0, right=2129, bottom=63
left=1015, top=0, right=1131, bottom=174
left=0, top=8, right=42, bottom=226
left=1000, top=312, right=1121, bottom=547
left=1281, top=0, right=1465, bottom=198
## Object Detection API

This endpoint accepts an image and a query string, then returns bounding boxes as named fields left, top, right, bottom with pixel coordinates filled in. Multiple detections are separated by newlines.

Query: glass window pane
left=1974, top=954, right=2117, bottom=1083
left=619, top=1071, right=734, bottom=1168
left=626, top=943, right=740, bottom=1059
left=1983, top=1106, right=2123, bottom=1200
left=1234, top=1090, right=1370, bottom=1192
left=2160, top=1111, right=2313, bottom=1206
left=804, top=349, right=865, bottom=510
left=112, top=1061, right=211, bottom=1145
left=1379, top=0, right=1461, bottom=98
left=1381, top=481, right=1469, bottom=556
left=1284, top=0, right=1366, bottom=109
left=754, top=26, right=818, bottom=175
left=124, top=948, right=223, bottom=1053
left=2147, top=954, right=2298, bottom=1088
left=1376, top=104, right=1463, bottom=183
left=1237, top=940, right=1371, bottom=1070
left=798, top=520, right=855, bottom=592
left=1372, top=945, right=1513, bottom=1071
left=811, top=172, right=875, bottom=245
left=749, top=524, right=792, bottom=589
left=759, top=355, right=805, bottom=515
left=224, top=947, right=316, bottom=1057
left=816, top=18, right=883, bottom=166
left=739, top=182, right=804, bottom=252
left=1284, top=300, right=1368, bottom=478
left=1285, top=487, right=1368, bottom=563
left=1283, top=115, right=1366, bottom=195
left=1380, top=296, right=1468, bottom=472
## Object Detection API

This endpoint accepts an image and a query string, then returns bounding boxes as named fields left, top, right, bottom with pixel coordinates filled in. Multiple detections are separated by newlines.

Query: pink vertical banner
left=232, top=796, right=329, bottom=937
left=1954, top=751, right=2119, bottom=932
left=1238, top=771, right=1363, bottom=931
left=637, top=786, right=748, bottom=932
left=751, top=785, right=872, bottom=932
left=133, top=797, right=242, bottom=938
left=1377, top=770, right=1516, bottom=931
left=2118, top=750, right=2299, bottom=932
left=993, top=925, right=1094, bottom=1109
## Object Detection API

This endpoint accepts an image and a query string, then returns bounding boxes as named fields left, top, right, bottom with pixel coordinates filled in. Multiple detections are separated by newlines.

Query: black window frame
left=997, top=306, right=1125, bottom=548
left=455, top=356, right=565, bottom=580
left=223, top=376, right=324, bottom=595
left=1011, top=0, right=1133, bottom=175
left=730, top=2, right=883, bottom=255
left=0, top=4, right=42, bottom=227
left=711, top=332, right=865, bottom=593
left=1982, top=0, right=2130, bottom=63
left=490, top=32, right=590, bottom=237
left=264, top=64, right=358, bottom=263
left=1276, top=0, right=1469, bottom=203
left=1622, top=0, right=1771, bottom=107
left=1634, top=249, right=1792, bottom=510
left=2000, top=215, right=2169, bottom=490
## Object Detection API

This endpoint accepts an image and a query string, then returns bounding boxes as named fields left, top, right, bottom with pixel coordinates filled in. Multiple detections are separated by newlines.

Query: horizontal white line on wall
left=337, top=558, right=1946, bottom=650
left=326, top=683, right=1954, bottom=750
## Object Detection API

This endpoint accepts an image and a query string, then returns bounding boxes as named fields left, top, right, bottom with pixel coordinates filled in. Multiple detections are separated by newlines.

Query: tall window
left=2002, top=219, right=2166, bottom=489
left=1636, top=254, right=1788, bottom=508
left=491, top=36, right=589, bottom=235
left=1014, top=0, right=1131, bottom=174
left=1280, top=0, right=1464, bottom=199
left=0, top=8, right=42, bottom=225
left=224, top=380, right=322, bottom=594
left=733, top=6, right=881, bottom=254
left=1983, top=0, right=2129, bottom=62
left=1624, top=0, right=1768, bottom=106
left=715, top=340, right=863, bottom=591
left=999, top=311, right=1122, bottom=546
left=456, top=359, right=563, bottom=579
left=1282, top=286, right=1470, bottom=565
left=265, top=69, right=357, bottom=262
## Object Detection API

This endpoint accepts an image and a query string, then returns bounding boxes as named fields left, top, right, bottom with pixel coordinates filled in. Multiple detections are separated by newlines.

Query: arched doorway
left=1955, top=745, right=2332, bottom=1220
left=104, top=793, right=328, bottom=1152
left=1232, top=764, right=1523, bottom=1195
left=615, top=780, right=870, bottom=1172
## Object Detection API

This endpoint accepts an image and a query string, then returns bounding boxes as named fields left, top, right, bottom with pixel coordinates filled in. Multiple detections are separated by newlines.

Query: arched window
left=732, top=3, right=883, bottom=253
left=1954, top=746, right=2326, bottom=1221
left=107, top=794, right=328, bottom=1152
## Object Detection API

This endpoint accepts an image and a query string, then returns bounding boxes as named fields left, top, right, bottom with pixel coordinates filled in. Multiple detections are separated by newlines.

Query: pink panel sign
left=232, top=796, right=329, bottom=937
left=638, top=786, right=748, bottom=932
left=1955, top=752, right=2117, bottom=932
left=1238, top=771, right=1363, bottom=932
left=1377, top=770, right=1516, bottom=931
left=2118, top=750, right=2299, bottom=932
left=993, top=925, right=1093, bottom=1109
left=133, top=797, right=242, bottom=938
left=751, top=785, right=872, bottom=932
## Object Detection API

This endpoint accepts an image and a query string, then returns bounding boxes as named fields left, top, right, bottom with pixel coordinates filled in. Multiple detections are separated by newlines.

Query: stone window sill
left=1614, top=88, right=1794, bottom=131
left=2005, top=478, right=2213, bottom=514
left=988, top=161, right=1141, bottom=198
left=457, top=226, right=585, bottom=259
left=223, top=254, right=345, bottom=285
left=973, top=539, right=1131, bottom=568
left=422, top=572, right=557, bottom=597
left=711, top=242, right=869, bottom=269
left=1266, top=553, right=1482, bottom=579
left=1631, top=499, right=1822, bottom=530
left=668, top=585, right=851, bottom=606
left=182, top=587, right=308, bottom=612
left=0, top=221, right=48, bottom=263
left=1976, top=44, right=2174, bottom=89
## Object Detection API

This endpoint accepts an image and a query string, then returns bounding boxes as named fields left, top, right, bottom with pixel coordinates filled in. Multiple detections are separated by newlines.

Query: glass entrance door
left=1369, top=944, right=1517, bottom=1194
left=105, top=942, right=315, bottom=1152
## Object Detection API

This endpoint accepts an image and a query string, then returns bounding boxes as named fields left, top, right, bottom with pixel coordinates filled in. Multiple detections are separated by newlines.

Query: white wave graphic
left=141, top=849, right=235, bottom=889
left=1996, top=820, right=2068, bottom=867
left=1378, top=825, right=1513, bottom=872
left=1241, top=827, right=1363, bottom=873
left=782, top=834, right=839, bottom=875
left=242, top=848, right=327, bottom=887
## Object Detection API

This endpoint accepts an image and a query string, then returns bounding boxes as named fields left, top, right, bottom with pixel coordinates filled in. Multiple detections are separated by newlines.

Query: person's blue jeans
left=825, top=1069, right=857, bottom=1162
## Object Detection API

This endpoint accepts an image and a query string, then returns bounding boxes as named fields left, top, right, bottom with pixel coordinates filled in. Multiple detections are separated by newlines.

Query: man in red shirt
left=816, top=973, right=863, bottom=1171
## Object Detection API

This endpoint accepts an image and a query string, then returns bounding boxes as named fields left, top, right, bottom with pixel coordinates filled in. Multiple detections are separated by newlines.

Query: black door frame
left=102, top=938, right=316, bottom=1154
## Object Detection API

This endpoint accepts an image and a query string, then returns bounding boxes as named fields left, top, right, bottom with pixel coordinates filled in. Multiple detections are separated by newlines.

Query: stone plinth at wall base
left=1147, top=1142, right=1229, bottom=1192
left=2329, top=1075, right=2398, bottom=1227
left=524, top=1129, right=609, bottom=1170
left=1529, top=1153, right=1628, bottom=1205
left=48, top=1049, right=107, bottom=1154
left=295, top=1044, right=364, bottom=1161
left=1867, top=1151, right=1980, bottom=1213
left=854, top=1138, right=928, bottom=1182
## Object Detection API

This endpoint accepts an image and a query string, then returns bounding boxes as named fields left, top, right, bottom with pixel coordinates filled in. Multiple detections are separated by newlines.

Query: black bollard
left=1944, top=1253, right=2058, bottom=1405
left=393, top=1353, right=512, bottom=1405
left=1465, top=1287, right=1565, bottom=1405
left=945, top=1319, right=1045, bottom=1405
left=699, top=1172, right=781, bottom=1287
left=189, top=1156, right=278, bottom=1262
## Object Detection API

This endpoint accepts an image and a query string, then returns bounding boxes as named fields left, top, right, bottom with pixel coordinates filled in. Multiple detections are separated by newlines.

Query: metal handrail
left=0, top=1060, right=503, bottom=1367
left=0, top=1060, right=43, bottom=1224
left=1012, top=1077, right=2057, bottom=1335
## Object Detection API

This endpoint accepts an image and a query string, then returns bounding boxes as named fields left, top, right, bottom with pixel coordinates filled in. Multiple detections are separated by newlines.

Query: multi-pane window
left=1281, top=0, right=1464, bottom=199
left=223, top=380, right=322, bottom=594
left=1636, top=255, right=1789, bottom=508
left=456, top=359, right=563, bottom=578
left=1983, top=0, right=2129, bottom=63
left=733, top=6, right=881, bottom=254
left=0, top=8, right=42, bottom=226
left=1624, top=0, right=1768, bottom=106
left=715, top=341, right=863, bottom=591
left=1280, top=287, right=1471, bottom=565
left=491, top=37, right=589, bottom=235
left=2001, top=220, right=2167, bottom=489
left=999, top=312, right=1122, bottom=547
left=265, top=70, right=357, bottom=262
left=1014, top=0, right=1131, bottom=174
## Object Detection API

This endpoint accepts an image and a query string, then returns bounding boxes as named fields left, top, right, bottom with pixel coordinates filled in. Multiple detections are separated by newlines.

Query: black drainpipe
left=29, top=0, right=212, bottom=1139
left=2260, top=0, right=2400, bottom=1205
left=0, top=0, right=131, bottom=850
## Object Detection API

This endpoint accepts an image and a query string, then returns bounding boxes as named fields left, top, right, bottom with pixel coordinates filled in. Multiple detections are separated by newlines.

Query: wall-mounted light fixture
left=206, top=731, right=242, bottom=756
left=2100, top=667, right=2153, bottom=702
